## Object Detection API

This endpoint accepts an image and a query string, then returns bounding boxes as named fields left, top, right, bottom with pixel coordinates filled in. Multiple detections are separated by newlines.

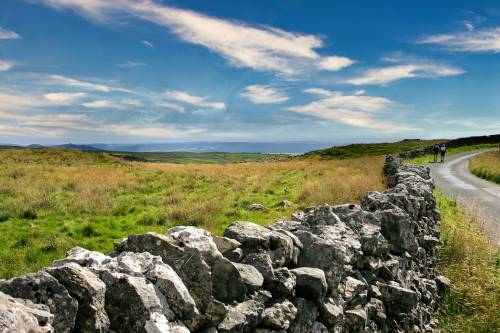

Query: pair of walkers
left=433, top=144, right=447, bottom=162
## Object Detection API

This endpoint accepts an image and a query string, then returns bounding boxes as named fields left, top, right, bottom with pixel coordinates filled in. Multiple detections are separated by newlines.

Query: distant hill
left=90, top=141, right=332, bottom=154
left=304, top=134, right=500, bottom=160
left=53, top=143, right=101, bottom=151
left=303, top=139, right=444, bottom=159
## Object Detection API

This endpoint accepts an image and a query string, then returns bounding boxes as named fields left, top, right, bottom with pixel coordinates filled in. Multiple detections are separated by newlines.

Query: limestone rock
left=291, top=267, right=327, bottom=302
left=0, top=271, right=77, bottom=333
left=45, top=263, right=109, bottom=333
left=261, top=300, right=297, bottom=330
left=101, top=271, right=173, bottom=333
left=217, top=300, right=264, bottom=333
left=0, top=291, right=54, bottom=333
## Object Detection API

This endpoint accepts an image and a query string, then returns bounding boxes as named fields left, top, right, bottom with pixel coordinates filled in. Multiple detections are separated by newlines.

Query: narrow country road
left=428, top=149, right=500, bottom=246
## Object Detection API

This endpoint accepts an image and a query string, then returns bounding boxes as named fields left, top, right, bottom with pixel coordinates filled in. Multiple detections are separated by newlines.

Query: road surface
left=428, top=149, right=500, bottom=246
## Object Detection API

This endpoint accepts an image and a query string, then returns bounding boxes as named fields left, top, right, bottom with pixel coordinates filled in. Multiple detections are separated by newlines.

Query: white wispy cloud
left=418, top=27, right=500, bottom=52
left=121, top=99, right=142, bottom=106
left=241, top=85, right=289, bottom=104
left=0, top=60, right=15, bottom=71
left=164, top=90, right=225, bottom=110
left=141, top=40, right=154, bottom=48
left=158, top=102, right=185, bottom=113
left=317, top=56, right=355, bottom=71
left=82, top=100, right=122, bottom=108
left=116, top=61, right=145, bottom=68
left=0, top=107, right=203, bottom=138
left=44, top=92, right=87, bottom=104
left=345, top=63, right=464, bottom=85
left=43, top=74, right=131, bottom=93
left=286, top=88, right=419, bottom=131
left=35, top=0, right=353, bottom=75
left=0, top=27, right=21, bottom=40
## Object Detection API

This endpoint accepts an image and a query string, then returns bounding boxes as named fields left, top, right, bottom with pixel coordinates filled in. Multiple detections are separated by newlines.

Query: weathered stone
left=217, top=300, right=264, bottom=333
left=343, top=277, right=367, bottom=303
left=211, top=258, right=247, bottom=303
left=266, top=267, right=296, bottom=297
left=145, top=260, right=201, bottom=330
left=374, top=207, right=419, bottom=255
left=0, top=271, right=78, bottom=333
left=101, top=271, right=173, bottom=333
left=212, top=235, right=241, bottom=255
left=288, top=298, right=325, bottom=333
left=436, top=275, right=451, bottom=295
left=115, top=232, right=212, bottom=312
left=345, top=308, right=367, bottom=332
left=53, top=246, right=110, bottom=268
left=224, top=248, right=244, bottom=262
left=242, top=253, right=275, bottom=282
left=166, top=226, right=223, bottom=266
left=291, top=267, right=327, bottom=302
left=0, top=291, right=54, bottom=333
left=233, top=263, right=264, bottom=292
left=319, top=299, right=343, bottom=329
left=303, top=204, right=342, bottom=226
left=45, top=263, right=109, bottom=333
left=280, top=200, right=293, bottom=208
left=378, top=282, right=418, bottom=314
left=224, top=222, right=271, bottom=250
left=268, top=231, right=294, bottom=267
left=248, top=203, right=266, bottom=211
left=261, top=300, right=297, bottom=330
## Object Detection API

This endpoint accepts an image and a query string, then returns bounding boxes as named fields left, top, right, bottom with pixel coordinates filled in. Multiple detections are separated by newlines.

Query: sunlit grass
left=0, top=148, right=385, bottom=278
left=469, top=149, right=500, bottom=184
left=436, top=190, right=500, bottom=332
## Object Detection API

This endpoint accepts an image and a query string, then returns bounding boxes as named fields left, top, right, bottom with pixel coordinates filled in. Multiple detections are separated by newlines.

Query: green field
left=110, top=151, right=289, bottom=163
left=469, top=149, right=500, bottom=184
left=304, top=139, right=443, bottom=159
left=0, top=148, right=385, bottom=278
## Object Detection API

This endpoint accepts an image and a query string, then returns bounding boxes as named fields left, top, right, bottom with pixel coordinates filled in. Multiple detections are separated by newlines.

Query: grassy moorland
left=0, top=148, right=385, bottom=278
left=110, top=151, right=288, bottom=164
left=436, top=191, right=500, bottom=332
left=304, top=139, right=443, bottom=159
left=469, top=149, right=500, bottom=184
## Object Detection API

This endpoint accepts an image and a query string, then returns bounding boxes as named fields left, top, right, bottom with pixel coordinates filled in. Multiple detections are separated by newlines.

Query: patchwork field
left=469, top=149, right=500, bottom=184
left=0, top=148, right=385, bottom=278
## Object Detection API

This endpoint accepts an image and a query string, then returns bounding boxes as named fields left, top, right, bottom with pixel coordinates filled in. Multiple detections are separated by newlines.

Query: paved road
left=428, top=149, right=500, bottom=246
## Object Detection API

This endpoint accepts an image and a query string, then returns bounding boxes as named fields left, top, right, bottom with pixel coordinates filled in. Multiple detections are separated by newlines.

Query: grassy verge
left=409, top=144, right=497, bottom=164
left=469, top=150, right=500, bottom=184
left=436, top=190, right=500, bottom=332
left=0, top=149, right=385, bottom=278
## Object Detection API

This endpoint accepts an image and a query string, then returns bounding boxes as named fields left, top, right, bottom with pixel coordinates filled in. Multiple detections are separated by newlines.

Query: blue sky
left=0, top=0, right=499, bottom=145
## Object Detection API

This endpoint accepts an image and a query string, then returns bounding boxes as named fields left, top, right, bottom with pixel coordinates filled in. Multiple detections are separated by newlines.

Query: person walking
left=433, top=144, right=439, bottom=162
left=440, top=143, right=447, bottom=162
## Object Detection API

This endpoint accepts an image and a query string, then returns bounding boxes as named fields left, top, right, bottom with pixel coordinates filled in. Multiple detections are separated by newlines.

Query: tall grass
left=436, top=191, right=500, bottom=332
left=469, top=149, right=500, bottom=184
left=0, top=149, right=385, bottom=278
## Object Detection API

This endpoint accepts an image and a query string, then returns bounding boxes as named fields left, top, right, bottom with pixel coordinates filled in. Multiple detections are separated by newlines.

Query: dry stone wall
left=0, top=156, right=450, bottom=333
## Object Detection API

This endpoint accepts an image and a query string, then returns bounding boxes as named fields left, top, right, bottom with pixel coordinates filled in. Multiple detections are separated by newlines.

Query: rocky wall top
left=0, top=156, right=450, bottom=333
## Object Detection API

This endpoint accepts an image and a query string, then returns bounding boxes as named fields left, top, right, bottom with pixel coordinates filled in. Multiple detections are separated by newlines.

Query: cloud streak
left=164, top=90, right=225, bottom=110
left=418, top=27, right=500, bottom=53
left=345, top=63, right=464, bottom=85
left=35, top=0, right=353, bottom=75
left=241, top=85, right=289, bottom=104
left=0, top=27, right=21, bottom=40
left=286, top=88, right=419, bottom=131
left=0, top=60, right=15, bottom=71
